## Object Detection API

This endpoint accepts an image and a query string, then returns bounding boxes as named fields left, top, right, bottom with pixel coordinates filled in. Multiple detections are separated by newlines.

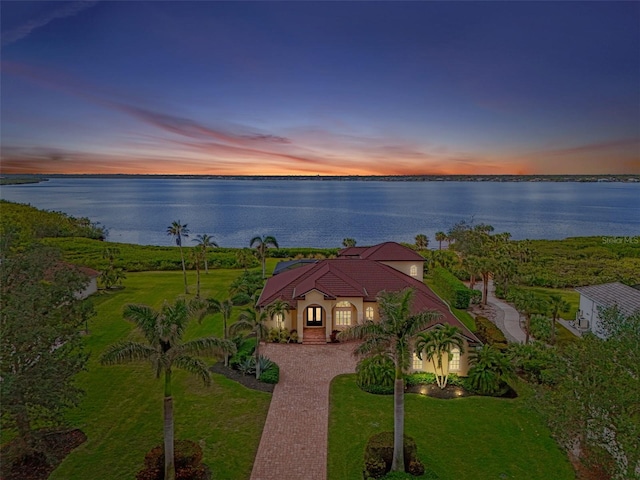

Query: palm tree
left=415, top=324, right=464, bottom=389
left=462, top=255, right=481, bottom=290
left=167, top=220, right=190, bottom=294
left=513, top=291, right=548, bottom=344
left=548, top=294, right=570, bottom=345
left=207, top=297, right=234, bottom=366
left=342, top=237, right=357, bottom=248
left=100, top=299, right=235, bottom=480
left=338, top=288, right=442, bottom=473
left=230, top=308, right=269, bottom=379
left=192, top=234, right=218, bottom=274
left=468, top=344, right=513, bottom=395
left=250, top=235, right=279, bottom=279
left=414, top=234, right=428, bottom=251
left=434, top=231, right=447, bottom=250
left=266, top=299, right=290, bottom=329
left=235, top=248, right=254, bottom=271
left=189, top=248, right=204, bottom=298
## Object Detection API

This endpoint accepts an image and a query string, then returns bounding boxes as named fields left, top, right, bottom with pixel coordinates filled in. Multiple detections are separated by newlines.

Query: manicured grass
left=50, top=270, right=271, bottom=480
left=328, top=375, right=574, bottom=480
left=513, top=286, right=580, bottom=321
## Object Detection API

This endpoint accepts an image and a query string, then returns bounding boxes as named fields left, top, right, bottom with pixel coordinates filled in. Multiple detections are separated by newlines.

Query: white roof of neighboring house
left=575, top=282, right=640, bottom=318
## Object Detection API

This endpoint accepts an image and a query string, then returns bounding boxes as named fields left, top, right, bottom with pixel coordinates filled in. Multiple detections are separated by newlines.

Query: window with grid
left=335, top=309, right=351, bottom=326
left=365, top=306, right=374, bottom=320
left=412, top=352, right=424, bottom=371
left=410, top=265, right=418, bottom=277
left=449, top=348, right=460, bottom=371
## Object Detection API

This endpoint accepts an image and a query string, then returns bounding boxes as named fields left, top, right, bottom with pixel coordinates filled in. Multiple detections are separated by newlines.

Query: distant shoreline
left=1, top=173, right=639, bottom=183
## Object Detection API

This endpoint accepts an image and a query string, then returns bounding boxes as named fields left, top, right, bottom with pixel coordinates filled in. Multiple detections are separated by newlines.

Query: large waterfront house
left=256, top=242, right=481, bottom=375
left=575, top=282, right=640, bottom=338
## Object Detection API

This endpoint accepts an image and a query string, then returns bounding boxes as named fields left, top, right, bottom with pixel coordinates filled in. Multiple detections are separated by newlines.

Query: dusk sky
left=1, top=1, right=639, bottom=176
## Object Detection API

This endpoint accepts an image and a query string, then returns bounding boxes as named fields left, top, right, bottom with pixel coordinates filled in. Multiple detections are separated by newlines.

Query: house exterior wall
left=411, top=338, right=472, bottom=376
left=75, top=277, right=98, bottom=299
left=380, top=260, right=423, bottom=279
left=578, top=295, right=605, bottom=338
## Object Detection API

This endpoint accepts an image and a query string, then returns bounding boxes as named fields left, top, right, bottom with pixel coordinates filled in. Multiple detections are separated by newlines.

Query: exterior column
left=325, top=308, right=332, bottom=341
left=297, top=308, right=304, bottom=342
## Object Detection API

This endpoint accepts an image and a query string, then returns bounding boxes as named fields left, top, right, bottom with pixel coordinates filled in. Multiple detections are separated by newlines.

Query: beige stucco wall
left=411, top=338, right=472, bottom=376
left=380, top=260, right=424, bottom=279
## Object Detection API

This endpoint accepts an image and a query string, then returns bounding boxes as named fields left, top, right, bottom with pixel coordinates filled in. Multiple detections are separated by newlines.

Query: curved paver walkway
left=250, top=342, right=358, bottom=480
left=475, top=280, right=527, bottom=343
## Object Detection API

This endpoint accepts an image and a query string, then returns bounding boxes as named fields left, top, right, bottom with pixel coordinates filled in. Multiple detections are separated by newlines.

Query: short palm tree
left=338, top=288, right=442, bottom=473
left=435, top=231, right=447, bottom=250
left=167, top=220, right=190, bottom=294
left=513, top=291, right=548, bottom=344
left=100, top=299, right=235, bottom=480
left=548, top=294, right=570, bottom=345
left=192, top=234, right=218, bottom=274
left=235, top=248, right=255, bottom=271
left=230, top=308, right=269, bottom=379
left=468, top=344, right=513, bottom=395
left=414, top=234, right=428, bottom=250
left=266, top=299, right=290, bottom=329
left=415, top=324, right=464, bottom=389
left=250, top=235, right=279, bottom=279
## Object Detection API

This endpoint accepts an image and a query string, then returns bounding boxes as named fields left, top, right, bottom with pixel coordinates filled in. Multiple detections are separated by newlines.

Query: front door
left=306, top=306, right=323, bottom=327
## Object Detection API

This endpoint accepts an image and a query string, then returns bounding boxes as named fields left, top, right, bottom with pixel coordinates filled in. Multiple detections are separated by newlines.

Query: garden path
left=250, top=342, right=357, bottom=480
left=476, top=279, right=527, bottom=343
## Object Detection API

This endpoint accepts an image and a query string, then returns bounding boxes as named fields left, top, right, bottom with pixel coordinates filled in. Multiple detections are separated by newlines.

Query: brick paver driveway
left=250, top=342, right=358, bottom=480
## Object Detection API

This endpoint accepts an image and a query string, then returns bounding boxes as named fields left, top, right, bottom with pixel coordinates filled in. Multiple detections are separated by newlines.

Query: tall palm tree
left=206, top=297, right=234, bottom=366
left=414, top=234, right=428, bottom=251
left=548, top=294, right=570, bottom=345
left=513, top=291, right=548, bottom=344
left=434, top=231, right=447, bottom=250
left=338, top=288, right=442, bottom=473
left=230, top=308, right=269, bottom=379
left=192, top=234, right=218, bottom=274
left=415, top=324, right=465, bottom=389
left=100, top=299, right=235, bottom=480
left=167, top=220, right=190, bottom=294
left=250, top=235, right=279, bottom=279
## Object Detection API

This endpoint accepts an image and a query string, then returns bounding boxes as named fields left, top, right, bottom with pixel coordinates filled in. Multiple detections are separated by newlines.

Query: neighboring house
left=257, top=242, right=480, bottom=375
left=575, top=282, right=640, bottom=338
left=75, top=266, right=100, bottom=299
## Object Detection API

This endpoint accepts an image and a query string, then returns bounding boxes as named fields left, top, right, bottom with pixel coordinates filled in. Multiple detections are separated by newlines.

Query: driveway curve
left=250, top=342, right=358, bottom=480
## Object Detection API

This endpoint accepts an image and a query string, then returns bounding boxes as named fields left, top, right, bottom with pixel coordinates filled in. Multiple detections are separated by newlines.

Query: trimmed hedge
left=259, top=364, right=280, bottom=384
left=432, top=267, right=473, bottom=309
left=363, top=432, right=425, bottom=479
left=474, top=316, right=508, bottom=351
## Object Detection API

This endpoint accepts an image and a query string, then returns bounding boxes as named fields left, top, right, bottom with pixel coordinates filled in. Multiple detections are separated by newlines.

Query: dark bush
left=363, top=432, right=425, bottom=479
left=136, top=440, right=210, bottom=480
left=474, top=316, right=508, bottom=351
left=404, top=372, right=436, bottom=387
left=259, top=364, right=280, bottom=384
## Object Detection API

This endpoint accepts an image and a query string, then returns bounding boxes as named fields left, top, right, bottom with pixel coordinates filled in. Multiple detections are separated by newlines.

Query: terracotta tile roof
left=257, top=257, right=479, bottom=343
left=575, top=282, right=640, bottom=318
left=338, top=242, right=424, bottom=261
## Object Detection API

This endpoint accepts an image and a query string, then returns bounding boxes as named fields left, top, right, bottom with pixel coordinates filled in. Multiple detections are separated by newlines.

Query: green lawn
left=51, top=269, right=271, bottom=480
left=424, top=278, right=476, bottom=331
left=328, top=375, right=574, bottom=480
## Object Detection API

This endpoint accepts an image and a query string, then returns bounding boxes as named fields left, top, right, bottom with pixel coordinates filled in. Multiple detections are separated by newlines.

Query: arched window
left=335, top=301, right=352, bottom=326
left=449, top=348, right=460, bottom=371
left=365, top=306, right=374, bottom=320
left=410, top=265, right=418, bottom=277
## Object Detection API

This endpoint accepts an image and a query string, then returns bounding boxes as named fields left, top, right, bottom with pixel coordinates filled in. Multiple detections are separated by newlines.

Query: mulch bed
left=0, top=429, right=87, bottom=480
left=405, top=383, right=518, bottom=399
left=210, top=362, right=275, bottom=393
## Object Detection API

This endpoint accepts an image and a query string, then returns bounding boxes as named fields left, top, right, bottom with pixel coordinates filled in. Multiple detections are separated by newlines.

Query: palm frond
left=173, top=354, right=212, bottom=386
left=123, top=304, right=159, bottom=343
left=337, top=320, right=384, bottom=341
left=100, top=341, right=156, bottom=365
left=180, top=337, right=236, bottom=358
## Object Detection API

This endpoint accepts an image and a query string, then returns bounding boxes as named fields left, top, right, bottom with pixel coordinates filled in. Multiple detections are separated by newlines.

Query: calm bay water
left=1, top=178, right=638, bottom=248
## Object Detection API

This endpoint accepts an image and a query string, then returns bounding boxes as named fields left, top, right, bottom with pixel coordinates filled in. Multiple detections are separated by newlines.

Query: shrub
left=404, top=372, right=436, bottom=387
left=530, top=314, right=552, bottom=343
left=363, top=432, right=425, bottom=479
left=236, top=357, right=255, bottom=376
left=432, top=267, right=473, bottom=309
left=259, top=364, right=279, bottom=384
left=330, top=329, right=340, bottom=343
left=357, top=355, right=395, bottom=394
left=474, top=316, right=508, bottom=351
left=229, top=337, right=255, bottom=369
left=289, top=329, right=299, bottom=343
left=256, top=355, right=274, bottom=374
left=136, top=440, right=210, bottom=480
